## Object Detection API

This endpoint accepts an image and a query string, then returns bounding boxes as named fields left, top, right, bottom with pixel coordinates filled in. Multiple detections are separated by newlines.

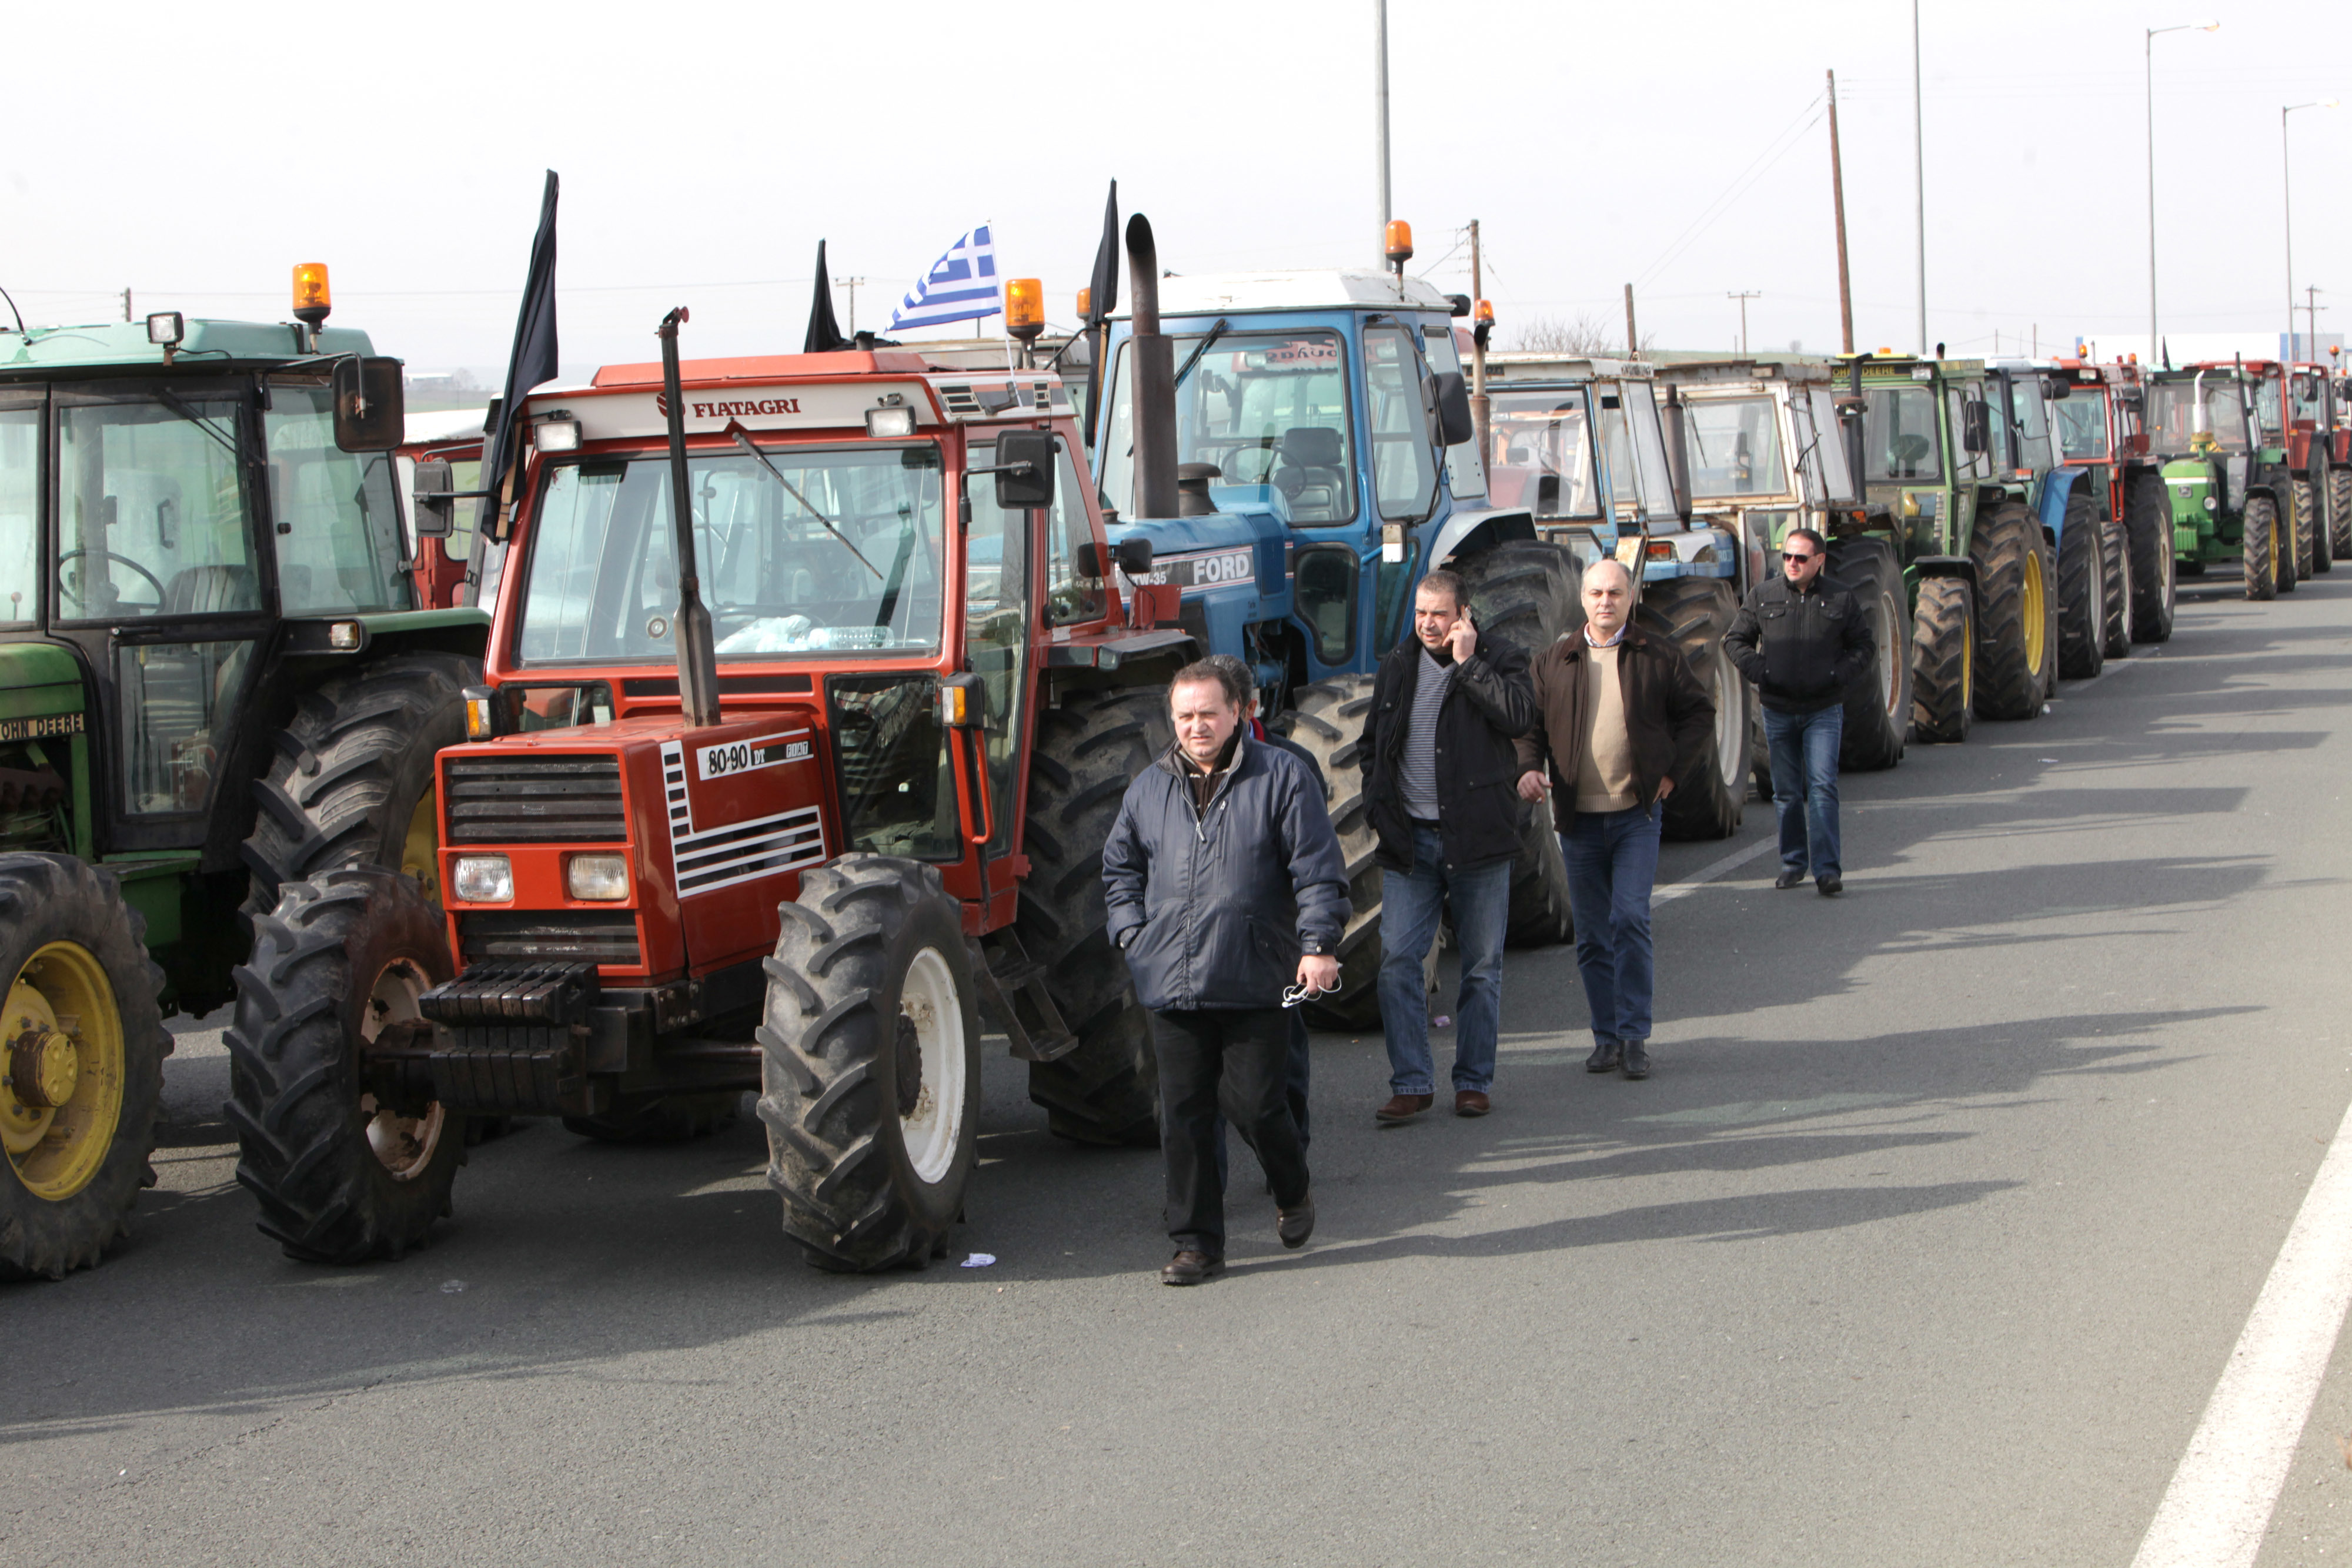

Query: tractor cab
left=2147, top=362, right=2301, bottom=597
left=1478, top=353, right=1682, bottom=576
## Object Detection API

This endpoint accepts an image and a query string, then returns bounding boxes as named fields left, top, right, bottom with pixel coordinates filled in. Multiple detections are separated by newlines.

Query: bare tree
left=1504, top=311, right=1654, bottom=357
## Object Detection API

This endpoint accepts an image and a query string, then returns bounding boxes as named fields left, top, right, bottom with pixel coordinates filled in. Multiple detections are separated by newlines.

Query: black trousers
left=1153, top=1007, right=1311, bottom=1256
left=1215, top=1009, right=1311, bottom=1188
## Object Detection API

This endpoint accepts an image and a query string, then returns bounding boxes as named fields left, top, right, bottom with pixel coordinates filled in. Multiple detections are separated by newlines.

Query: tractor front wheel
left=2124, top=469, right=2177, bottom=643
left=1910, top=577, right=1975, bottom=745
left=2330, top=470, right=2352, bottom=561
left=2099, top=514, right=2133, bottom=662
left=2292, top=479, right=2320, bottom=578
left=0, top=855, right=168, bottom=1281
left=1268, top=677, right=1388, bottom=1029
left=227, top=869, right=465, bottom=1263
left=2056, top=490, right=2106, bottom=681
left=2244, top=495, right=2280, bottom=601
left=1823, top=537, right=1909, bottom=770
left=1637, top=577, right=1745, bottom=840
left=2309, top=476, right=2334, bottom=573
left=759, top=857, right=980, bottom=1272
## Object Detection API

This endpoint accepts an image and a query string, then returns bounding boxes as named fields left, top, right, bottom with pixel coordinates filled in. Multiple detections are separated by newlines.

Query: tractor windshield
left=516, top=443, right=946, bottom=665
left=2147, top=380, right=2251, bottom=454
left=1683, top=396, right=1788, bottom=497
left=2052, top=392, right=2110, bottom=459
left=1487, top=390, right=1600, bottom=518
left=1863, top=385, right=1942, bottom=481
left=265, top=381, right=412, bottom=614
left=1096, top=330, right=1354, bottom=524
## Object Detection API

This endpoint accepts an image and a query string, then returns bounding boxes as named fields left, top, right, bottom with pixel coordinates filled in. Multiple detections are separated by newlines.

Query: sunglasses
left=1782, top=551, right=1820, bottom=563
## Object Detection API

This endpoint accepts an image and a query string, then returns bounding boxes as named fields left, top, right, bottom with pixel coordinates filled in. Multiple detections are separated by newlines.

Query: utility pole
left=121, top=289, right=131, bottom=323
left=1624, top=283, right=1639, bottom=358
left=1729, top=291, right=1760, bottom=355
left=1373, top=0, right=1391, bottom=270
left=1469, top=219, right=1490, bottom=463
left=1912, top=0, right=1927, bottom=356
left=1828, top=68, right=1855, bottom=354
left=836, top=275, right=865, bottom=336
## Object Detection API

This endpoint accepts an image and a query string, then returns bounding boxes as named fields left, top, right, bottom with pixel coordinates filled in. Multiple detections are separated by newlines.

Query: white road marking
left=2130, top=1090, right=2352, bottom=1568
left=1652, top=835, right=1778, bottom=906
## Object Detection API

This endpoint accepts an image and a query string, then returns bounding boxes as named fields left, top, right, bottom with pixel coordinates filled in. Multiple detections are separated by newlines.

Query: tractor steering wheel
left=57, top=549, right=167, bottom=614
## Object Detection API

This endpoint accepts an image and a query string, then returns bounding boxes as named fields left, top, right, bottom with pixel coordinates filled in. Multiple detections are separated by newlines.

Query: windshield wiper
left=721, top=419, right=882, bottom=580
left=155, top=388, right=239, bottom=462
left=1172, top=317, right=1230, bottom=389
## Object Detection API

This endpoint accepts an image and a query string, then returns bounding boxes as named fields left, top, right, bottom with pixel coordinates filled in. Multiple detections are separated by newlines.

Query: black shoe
left=1775, top=869, right=1806, bottom=890
left=1160, top=1251, right=1227, bottom=1286
left=1621, top=1041, right=1651, bottom=1079
left=1585, top=1041, right=1622, bottom=1073
left=1277, top=1192, right=1316, bottom=1249
left=1817, top=874, right=1843, bottom=897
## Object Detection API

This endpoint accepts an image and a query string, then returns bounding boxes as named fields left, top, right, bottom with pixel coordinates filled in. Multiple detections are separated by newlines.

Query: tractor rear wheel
left=2292, top=479, right=2319, bottom=578
left=2056, top=489, right=2106, bottom=681
left=241, top=651, right=479, bottom=921
left=1970, top=503, right=2052, bottom=721
left=1267, top=676, right=1385, bottom=1029
left=1502, top=803, right=1572, bottom=949
left=2330, top=471, right=2352, bottom=560
left=2310, top=476, right=2334, bottom=573
left=1910, top=576, right=1975, bottom=745
left=2244, top=495, right=2280, bottom=601
left=2124, top=469, right=2177, bottom=643
left=227, top=869, right=465, bottom=1263
left=759, top=857, right=980, bottom=1272
left=563, top=1092, right=740, bottom=1144
left=1636, top=577, right=1745, bottom=840
left=0, top=855, right=167, bottom=1281
left=2099, top=514, right=2133, bottom=661
left=1824, top=537, right=1909, bottom=770
left=1016, top=686, right=1168, bottom=1143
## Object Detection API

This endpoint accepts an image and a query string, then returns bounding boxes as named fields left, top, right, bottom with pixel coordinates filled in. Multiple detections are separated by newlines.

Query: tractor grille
left=458, top=910, right=642, bottom=967
left=445, top=755, right=625, bottom=844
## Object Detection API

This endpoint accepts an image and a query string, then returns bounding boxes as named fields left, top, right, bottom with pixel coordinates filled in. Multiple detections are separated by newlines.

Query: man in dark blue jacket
left=1102, top=660, right=1350, bottom=1286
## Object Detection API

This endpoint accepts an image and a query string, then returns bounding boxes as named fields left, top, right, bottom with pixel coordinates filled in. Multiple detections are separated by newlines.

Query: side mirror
left=413, top=459, right=455, bottom=539
left=1962, top=399, right=1990, bottom=454
left=2043, top=376, right=2070, bottom=401
left=993, top=429, right=1056, bottom=510
left=1431, top=370, right=1475, bottom=446
left=1113, top=536, right=1154, bottom=576
left=332, top=356, right=405, bottom=452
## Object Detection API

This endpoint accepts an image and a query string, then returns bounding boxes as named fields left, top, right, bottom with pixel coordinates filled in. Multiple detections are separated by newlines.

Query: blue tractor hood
left=1107, top=495, right=1295, bottom=653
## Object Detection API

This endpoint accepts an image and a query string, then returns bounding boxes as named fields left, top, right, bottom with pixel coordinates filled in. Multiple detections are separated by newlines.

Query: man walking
left=1722, top=527, right=1871, bottom=897
left=1361, top=570, right=1535, bottom=1122
left=1102, top=660, right=1349, bottom=1286
left=1515, top=560, right=1712, bottom=1081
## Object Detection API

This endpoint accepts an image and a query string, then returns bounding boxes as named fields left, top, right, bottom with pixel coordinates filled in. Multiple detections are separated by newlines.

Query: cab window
left=0, top=408, right=36, bottom=626
left=1363, top=326, right=1436, bottom=520
left=57, top=396, right=260, bottom=621
left=266, top=382, right=413, bottom=614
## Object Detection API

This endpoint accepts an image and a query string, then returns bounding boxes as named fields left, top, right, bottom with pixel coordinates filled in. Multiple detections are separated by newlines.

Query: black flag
left=805, top=240, right=853, bottom=353
left=1082, top=179, right=1118, bottom=447
left=483, top=170, right=560, bottom=541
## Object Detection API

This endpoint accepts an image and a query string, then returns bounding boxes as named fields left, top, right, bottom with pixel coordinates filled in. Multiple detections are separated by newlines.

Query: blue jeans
left=1562, top=805, right=1662, bottom=1046
left=1763, top=705, right=1843, bottom=880
left=1377, top=824, right=1511, bottom=1095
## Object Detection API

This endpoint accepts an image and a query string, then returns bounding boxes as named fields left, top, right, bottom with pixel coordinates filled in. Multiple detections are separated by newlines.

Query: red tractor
left=226, top=306, right=1202, bottom=1271
left=2288, top=356, right=2348, bottom=568
left=2046, top=355, right=2176, bottom=646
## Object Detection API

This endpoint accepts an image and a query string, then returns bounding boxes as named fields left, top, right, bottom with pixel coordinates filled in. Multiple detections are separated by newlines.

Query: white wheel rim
left=897, top=947, right=966, bottom=1186
left=1877, top=590, right=1903, bottom=721
left=1711, top=642, right=1743, bottom=788
left=358, top=956, right=445, bottom=1181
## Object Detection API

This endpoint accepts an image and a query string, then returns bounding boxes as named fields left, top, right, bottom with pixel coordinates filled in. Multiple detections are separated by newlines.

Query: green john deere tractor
left=2146, top=362, right=2299, bottom=601
left=0, top=297, right=486, bottom=1279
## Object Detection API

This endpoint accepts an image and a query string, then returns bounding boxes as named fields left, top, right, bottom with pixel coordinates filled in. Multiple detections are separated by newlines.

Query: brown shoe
left=1375, top=1093, right=1434, bottom=1124
left=1455, top=1090, right=1491, bottom=1117
left=1160, top=1251, right=1226, bottom=1286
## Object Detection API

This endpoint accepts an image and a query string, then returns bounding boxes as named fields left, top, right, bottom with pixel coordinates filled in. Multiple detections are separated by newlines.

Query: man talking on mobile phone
left=1360, top=570, right=1535, bottom=1123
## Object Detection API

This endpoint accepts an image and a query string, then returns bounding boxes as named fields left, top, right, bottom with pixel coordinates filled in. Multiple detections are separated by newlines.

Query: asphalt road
left=12, top=569, right=2352, bottom=1567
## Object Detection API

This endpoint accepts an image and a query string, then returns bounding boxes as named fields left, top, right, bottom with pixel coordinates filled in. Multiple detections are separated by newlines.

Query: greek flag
left=889, top=224, right=998, bottom=332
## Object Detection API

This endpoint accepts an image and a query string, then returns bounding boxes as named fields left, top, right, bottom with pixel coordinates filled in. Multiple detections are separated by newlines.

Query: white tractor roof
left=1128, top=270, right=1460, bottom=319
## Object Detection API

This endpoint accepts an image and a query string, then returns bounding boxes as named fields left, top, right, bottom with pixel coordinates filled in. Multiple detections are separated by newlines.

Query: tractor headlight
left=565, top=854, right=629, bottom=901
left=2203, top=495, right=2216, bottom=511
left=453, top=855, right=513, bottom=902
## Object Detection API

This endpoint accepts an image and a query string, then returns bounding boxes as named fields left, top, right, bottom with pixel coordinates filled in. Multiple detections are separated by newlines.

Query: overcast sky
left=6, top=1, right=2346, bottom=378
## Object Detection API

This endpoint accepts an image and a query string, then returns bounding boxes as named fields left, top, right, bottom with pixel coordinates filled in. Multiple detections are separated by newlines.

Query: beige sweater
left=1573, top=644, right=1641, bottom=812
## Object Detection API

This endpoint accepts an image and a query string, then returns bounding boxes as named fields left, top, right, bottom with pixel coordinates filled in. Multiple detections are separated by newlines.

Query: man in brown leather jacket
left=1513, top=560, right=1712, bottom=1080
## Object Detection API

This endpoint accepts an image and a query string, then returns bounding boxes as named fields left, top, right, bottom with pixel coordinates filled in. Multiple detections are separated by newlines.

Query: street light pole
left=2284, top=100, right=2339, bottom=359
left=2147, top=21, right=2219, bottom=365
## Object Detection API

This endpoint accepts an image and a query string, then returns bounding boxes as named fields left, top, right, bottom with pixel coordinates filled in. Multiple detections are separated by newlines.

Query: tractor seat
left=161, top=564, right=260, bottom=617
left=1272, top=426, right=1345, bottom=523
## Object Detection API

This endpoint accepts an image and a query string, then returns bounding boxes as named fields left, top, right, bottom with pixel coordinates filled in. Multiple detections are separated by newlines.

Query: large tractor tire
left=1824, top=537, right=1910, bottom=771
left=1969, top=503, right=2053, bottom=721
left=1456, top=540, right=1586, bottom=937
left=2292, top=479, right=2319, bottom=579
left=1910, top=576, right=1975, bottom=745
left=2099, top=514, right=2133, bottom=662
left=2244, top=494, right=2280, bottom=602
left=563, top=1092, right=739, bottom=1144
left=227, top=869, right=465, bottom=1263
left=2055, top=488, right=2107, bottom=681
left=759, top=857, right=980, bottom=1273
left=1635, top=577, right=1745, bottom=841
left=1268, top=676, right=1384, bottom=1031
left=1015, top=686, right=1168, bottom=1143
left=2307, top=476, right=2334, bottom=573
left=2124, top=469, right=2177, bottom=643
left=242, top=651, right=479, bottom=920
left=0, top=855, right=168, bottom=1282
left=2330, top=470, right=2352, bottom=560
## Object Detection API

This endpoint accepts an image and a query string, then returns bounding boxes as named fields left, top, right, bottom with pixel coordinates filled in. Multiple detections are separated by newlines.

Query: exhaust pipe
left=657, top=307, right=723, bottom=728
left=1842, top=352, right=1869, bottom=501
left=1661, top=383, right=1693, bottom=525
left=1126, top=214, right=1180, bottom=521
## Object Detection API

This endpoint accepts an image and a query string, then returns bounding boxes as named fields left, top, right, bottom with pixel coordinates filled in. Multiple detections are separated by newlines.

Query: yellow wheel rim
left=401, top=787, right=441, bottom=905
left=1960, top=614, right=1975, bottom=707
left=0, top=942, right=125, bottom=1201
left=2022, top=547, right=2047, bottom=676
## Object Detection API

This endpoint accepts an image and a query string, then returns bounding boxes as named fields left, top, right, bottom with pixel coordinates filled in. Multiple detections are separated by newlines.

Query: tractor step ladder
left=971, top=931, right=1079, bottom=1063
